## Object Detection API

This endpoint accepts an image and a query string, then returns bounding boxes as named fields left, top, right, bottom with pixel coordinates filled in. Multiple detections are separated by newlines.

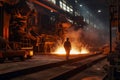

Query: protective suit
left=64, top=38, right=71, bottom=60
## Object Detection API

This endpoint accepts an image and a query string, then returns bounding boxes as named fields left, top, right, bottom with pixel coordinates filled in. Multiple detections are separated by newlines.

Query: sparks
left=52, top=46, right=89, bottom=55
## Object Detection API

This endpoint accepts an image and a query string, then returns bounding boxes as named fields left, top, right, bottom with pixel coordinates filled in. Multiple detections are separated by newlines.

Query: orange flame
left=53, top=46, right=89, bottom=55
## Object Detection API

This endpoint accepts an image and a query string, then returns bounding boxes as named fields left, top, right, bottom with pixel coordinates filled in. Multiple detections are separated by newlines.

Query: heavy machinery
left=0, top=36, right=33, bottom=63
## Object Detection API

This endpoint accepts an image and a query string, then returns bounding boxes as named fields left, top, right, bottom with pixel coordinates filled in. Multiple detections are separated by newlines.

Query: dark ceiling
left=78, top=0, right=109, bottom=27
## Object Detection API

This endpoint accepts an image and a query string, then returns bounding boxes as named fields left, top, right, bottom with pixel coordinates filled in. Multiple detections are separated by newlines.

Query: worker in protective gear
left=64, top=38, right=71, bottom=60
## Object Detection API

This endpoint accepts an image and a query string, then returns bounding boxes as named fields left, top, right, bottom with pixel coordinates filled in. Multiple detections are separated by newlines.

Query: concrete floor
left=0, top=54, right=108, bottom=80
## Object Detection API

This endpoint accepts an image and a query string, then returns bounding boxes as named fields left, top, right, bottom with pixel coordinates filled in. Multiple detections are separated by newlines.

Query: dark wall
left=0, top=6, right=3, bottom=37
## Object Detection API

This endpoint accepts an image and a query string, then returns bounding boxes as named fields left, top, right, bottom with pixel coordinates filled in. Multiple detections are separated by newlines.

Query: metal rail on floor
left=50, top=55, right=106, bottom=80
left=0, top=53, right=102, bottom=80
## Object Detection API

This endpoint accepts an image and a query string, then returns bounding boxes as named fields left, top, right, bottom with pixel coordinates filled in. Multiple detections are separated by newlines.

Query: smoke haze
left=65, top=25, right=109, bottom=51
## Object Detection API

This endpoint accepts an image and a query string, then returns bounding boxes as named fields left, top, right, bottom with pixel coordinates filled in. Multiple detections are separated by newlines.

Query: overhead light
left=75, top=0, right=78, bottom=3
left=80, top=4, right=83, bottom=7
left=51, top=10, right=53, bottom=12
left=98, top=10, right=101, bottom=13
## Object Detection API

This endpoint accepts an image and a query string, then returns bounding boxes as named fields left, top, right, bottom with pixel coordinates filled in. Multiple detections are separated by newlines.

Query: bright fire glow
left=53, top=46, right=89, bottom=55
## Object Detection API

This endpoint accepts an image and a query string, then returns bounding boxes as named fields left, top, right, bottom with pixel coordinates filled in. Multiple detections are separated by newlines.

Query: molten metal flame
left=53, top=46, right=89, bottom=55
